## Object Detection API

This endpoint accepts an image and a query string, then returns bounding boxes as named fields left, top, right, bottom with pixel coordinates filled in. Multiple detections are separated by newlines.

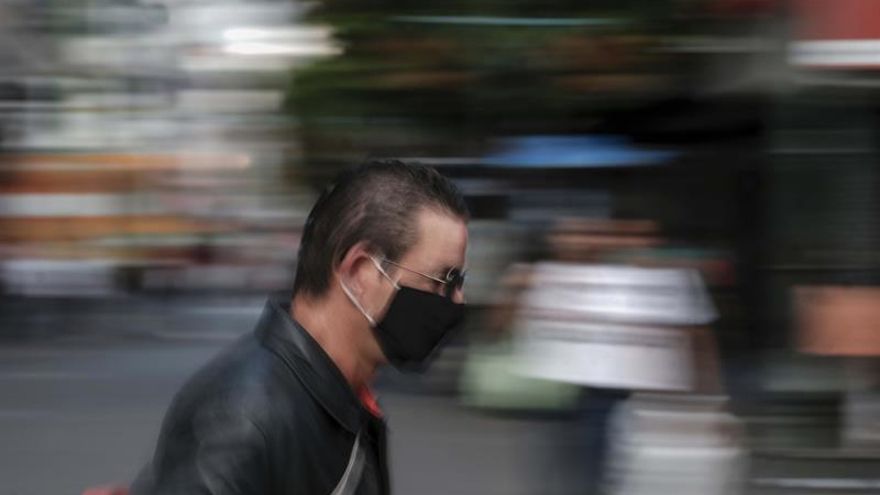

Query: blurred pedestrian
left=129, top=160, right=469, bottom=495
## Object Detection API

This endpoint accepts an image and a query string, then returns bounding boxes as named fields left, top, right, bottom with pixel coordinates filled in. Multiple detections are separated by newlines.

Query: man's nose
left=451, top=287, right=465, bottom=304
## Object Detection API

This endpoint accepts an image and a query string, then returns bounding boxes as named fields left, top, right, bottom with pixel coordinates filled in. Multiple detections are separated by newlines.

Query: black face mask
left=372, top=286, right=465, bottom=371
left=341, top=264, right=466, bottom=372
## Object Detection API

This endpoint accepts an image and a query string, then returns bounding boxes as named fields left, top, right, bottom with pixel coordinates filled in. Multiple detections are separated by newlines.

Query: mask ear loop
left=370, top=257, right=400, bottom=290
left=340, top=256, right=400, bottom=327
left=340, top=279, right=377, bottom=327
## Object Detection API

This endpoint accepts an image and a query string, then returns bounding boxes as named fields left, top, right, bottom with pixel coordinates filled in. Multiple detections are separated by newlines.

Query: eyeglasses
left=376, top=257, right=466, bottom=299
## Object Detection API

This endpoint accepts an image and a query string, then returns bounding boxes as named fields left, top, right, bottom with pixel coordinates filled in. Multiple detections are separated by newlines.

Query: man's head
left=293, top=160, right=469, bottom=299
left=291, top=160, right=469, bottom=370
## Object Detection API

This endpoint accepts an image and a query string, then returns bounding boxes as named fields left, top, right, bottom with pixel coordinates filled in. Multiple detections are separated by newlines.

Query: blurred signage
left=791, top=0, right=880, bottom=68
left=795, top=285, right=880, bottom=356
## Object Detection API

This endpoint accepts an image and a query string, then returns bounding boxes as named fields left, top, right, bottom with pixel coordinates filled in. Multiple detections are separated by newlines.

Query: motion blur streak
left=2, top=1, right=880, bottom=494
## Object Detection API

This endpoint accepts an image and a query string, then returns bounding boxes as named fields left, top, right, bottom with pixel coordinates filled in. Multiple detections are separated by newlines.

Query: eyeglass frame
left=374, top=257, right=466, bottom=299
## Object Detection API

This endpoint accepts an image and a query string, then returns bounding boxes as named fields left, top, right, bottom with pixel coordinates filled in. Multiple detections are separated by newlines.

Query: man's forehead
left=407, top=208, right=468, bottom=268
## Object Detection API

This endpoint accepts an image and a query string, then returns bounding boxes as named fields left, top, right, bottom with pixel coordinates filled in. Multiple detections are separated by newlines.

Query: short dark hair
left=292, top=160, right=469, bottom=298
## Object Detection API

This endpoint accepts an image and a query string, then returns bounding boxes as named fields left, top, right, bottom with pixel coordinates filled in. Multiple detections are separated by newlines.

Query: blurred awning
left=481, top=135, right=677, bottom=169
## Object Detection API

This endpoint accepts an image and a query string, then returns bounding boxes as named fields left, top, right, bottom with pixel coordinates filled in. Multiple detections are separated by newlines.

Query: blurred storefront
left=0, top=1, right=334, bottom=297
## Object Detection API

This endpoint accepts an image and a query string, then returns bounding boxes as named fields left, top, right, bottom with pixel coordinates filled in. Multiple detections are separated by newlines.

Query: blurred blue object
left=390, top=16, right=623, bottom=27
left=482, top=135, right=677, bottom=168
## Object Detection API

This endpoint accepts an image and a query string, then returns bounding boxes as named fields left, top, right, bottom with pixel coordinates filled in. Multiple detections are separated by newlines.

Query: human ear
left=335, top=241, right=377, bottom=297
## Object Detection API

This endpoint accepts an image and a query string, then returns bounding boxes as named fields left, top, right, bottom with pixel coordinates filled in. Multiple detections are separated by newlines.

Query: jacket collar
left=255, top=294, right=365, bottom=434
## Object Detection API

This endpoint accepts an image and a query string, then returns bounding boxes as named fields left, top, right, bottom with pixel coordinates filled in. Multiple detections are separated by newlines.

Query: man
left=130, top=161, right=469, bottom=495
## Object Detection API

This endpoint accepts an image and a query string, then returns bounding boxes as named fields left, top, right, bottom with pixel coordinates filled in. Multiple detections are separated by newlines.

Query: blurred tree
left=284, top=0, right=686, bottom=187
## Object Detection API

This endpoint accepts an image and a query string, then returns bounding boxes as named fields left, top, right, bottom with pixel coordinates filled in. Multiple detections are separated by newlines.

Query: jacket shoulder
left=169, top=333, right=314, bottom=430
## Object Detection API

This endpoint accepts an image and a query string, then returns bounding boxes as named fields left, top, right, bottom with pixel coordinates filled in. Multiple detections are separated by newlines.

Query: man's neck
left=290, top=294, right=377, bottom=392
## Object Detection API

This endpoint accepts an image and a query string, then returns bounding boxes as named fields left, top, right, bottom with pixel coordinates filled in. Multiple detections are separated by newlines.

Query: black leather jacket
left=130, top=296, right=390, bottom=495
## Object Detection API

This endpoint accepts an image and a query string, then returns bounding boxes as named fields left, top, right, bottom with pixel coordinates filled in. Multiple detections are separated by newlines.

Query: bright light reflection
left=223, top=41, right=342, bottom=57
left=222, top=26, right=334, bottom=42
